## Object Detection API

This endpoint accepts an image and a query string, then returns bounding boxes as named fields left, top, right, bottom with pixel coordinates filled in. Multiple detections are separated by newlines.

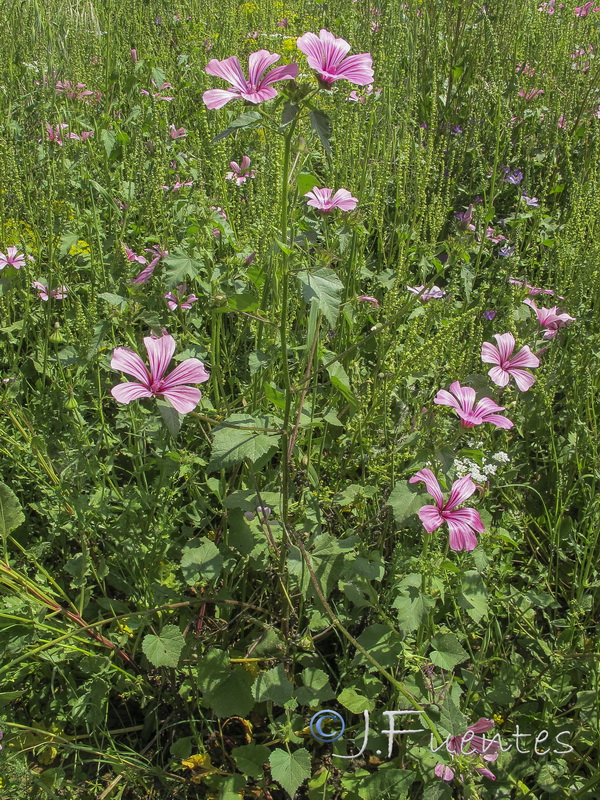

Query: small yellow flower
left=69, top=239, right=91, bottom=256
left=493, top=713, right=504, bottom=725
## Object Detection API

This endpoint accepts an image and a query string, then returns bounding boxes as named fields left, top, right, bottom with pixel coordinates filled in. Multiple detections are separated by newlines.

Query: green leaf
left=142, top=625, right=185, bottom=668
left=212, top=110, right=262, bottom=143
left=337, top=687, right=374, bottom=713
left=438, top=695, right=468, bottom=737
left=356, top=766, right=415, bottom=800
left=386, top=483, right=425, bottom=527
left=208, top=414, right=280, bottom=472
left=180, top=538, right=223, bottom=585
left=232, top=744, right=271, bottom=779
left=309, top=110, right=332, bottom=157
left=458, top=570, right=488, bottom=622
left=98, top=292, right=128, bottom=309
left=429, top=633, right=469, bottom=671
left=252, top=664, right=294, bottom=706
left=393, top=574, right=435, bottom=633
left=100, top=129, right=117, bottom=157
left=296, top=173, right=321, bottom=196
left=59, top=232, right=81, bottom=258
left=325, top=361, right=357, bottom=407
left=0, top=482, right=25, bottom=539
left=297, top=267, right=344, bottom=327
left=281, top=102, right=300, bottom=127
left=269, top=748, right=311, bottom=799
left=295, top=668, right=335, bottom=706
left=157, top=399, right=182, bottom=437
left=164, top=250, right=204, bottom=289
left=197, top=649, right=255, bottom=717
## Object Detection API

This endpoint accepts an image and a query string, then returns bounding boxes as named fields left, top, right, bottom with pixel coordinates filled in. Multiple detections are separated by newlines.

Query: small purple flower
left=451, top=125, right=463, bottom=134
left=483, top=310, right=497, bottom=321
left=456, top=204, right=473, bottom=228
left=165, top=283, right=198, bottom=311
left=499, top=245, right=516, bottom=257
left=506, top=168, right=523, bottom=185
left=522, top=193, right=539, bottom=207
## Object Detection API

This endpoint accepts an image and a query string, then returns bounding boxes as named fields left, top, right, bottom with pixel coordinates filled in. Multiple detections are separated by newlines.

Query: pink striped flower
left=409, top=469, right=485, bottom=551
left=43, top=122, right=69, bottom=145
left=123, top=244, right=147, bottom=264
left=523, top=298, right=575, bottom=339
left=0, top=246, right=27, bottom=270
left=32, top=280, right=68, bottom=301
left=296, top=29, right=373, bottom=86
left=304, top=187, right=358, bottom=212
left=509, top=277, right=563, bottom=298
left=575, top=1, right=600, bottom=15
left=358, top=295, right=379, bottom=306
left=203, top=51, right=298, bottom=110
left=481, top=332, right=540, bottom=391
left=434, top=381, right=514, bottom=429
left=68, top=130, right=94, bottom=141
left=111, top=332, right=209, bottom=414
left=165, top=284, right=198, bottom=311
left=226, top=155, right=256, bottom=185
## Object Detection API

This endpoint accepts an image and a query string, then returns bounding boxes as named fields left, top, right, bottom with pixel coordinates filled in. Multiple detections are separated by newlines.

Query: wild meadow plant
left=0, top=0, right=598, bottom=798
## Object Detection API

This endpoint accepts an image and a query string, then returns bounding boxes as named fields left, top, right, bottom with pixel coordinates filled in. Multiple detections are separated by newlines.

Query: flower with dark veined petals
left=483, top=310, right=497, bottom=321
left=202, top=50, right=298, bottom=109
left=481, top=332, right=539, bottom=391
left=32, top=280, right=68, bottom=301
left=169, top=124, right=187, bottom=139
left=0, top=246, right=27, bottom=270
left=523, top=298, right=575, bottom=338
left=409, top=468, right=485, bottom=551
left=226, top=155, right=256, bottom=185
left=434, top=381, right=514, bottom=429
left=165, top=284, right=198, bottom=311
left=499, top=245, right=515, bottom=257
left=296, top=29, right=373, bottom=86
left=304, top=187, right=358, bottom=212
left=111, top=332, right=209, bottom=414
left=456, top=204, right=473, bottom=228
left=407, top=285, right=446, bottom=300
left=448, top=718, right=500, bottom=762
left=132, top=245, right=168, bottom=284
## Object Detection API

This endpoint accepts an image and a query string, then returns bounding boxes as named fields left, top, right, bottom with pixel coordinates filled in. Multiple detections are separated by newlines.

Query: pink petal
left=297, top=30, right=351, bottom=65
left=481, top=342, right=501, bottom=365
left=161, top=358, right=210, bottom=390
left=507, top=345, right=539, bottom=369
left=434, top=764, right=455, bottom=781
left=160, top=385, right=202, bottom=414
left=417, top=505, right=445, bottom=533
left=240, top=86, right=279, bottom=103
left=482, top=413, right=514, bottom=429
left=449, top=381, right=476, bottom=412
left=144, top=334, right=176, bottom=383
left=326, top=53, right=374, bottom=85
left=202, top=88, right=240, bottom=109
left=446, top=517, right=479, bottom=550
left=476, top=768, right=496, bottom=780
left=508, top=368, right=536, bottom=392
left=409, top=468, right=444, bottom=508
left=475, top=396, right=506, bottom=414
left=259, top=62, right=299, bottom=86
left=111, top=382, right=153, bottom=404
left=468, top=718, right=495, bottom=735
left=111, top=347, right=151, bottom=384
left=205, top=56, right=248, bottom=92
left=487, top=365, right=511, bottom=387
left=433, top=388, right=461, bottom=410
left=240, top=155, right=251, bottom=171
left=247, top=50, right=280, bottom=87
left=330, top=188, right=358, bottom=210
left=446, top=507, right=485, bottom=533
left=444, top=475, right=478, bottom=511
left=493, top=332, right=515, bottom=362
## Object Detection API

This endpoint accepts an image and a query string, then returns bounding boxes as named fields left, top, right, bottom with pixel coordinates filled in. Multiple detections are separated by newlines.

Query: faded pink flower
left=348, top=84, right=382, bottom=103
left=523, top=298, right=575, bottom=338
left=43, top=122, right=69, bottom=145
left=32, top=280, right=68, bottom=301
left=123, top=244, right=147, bottom=264
left=407, top=285, right=446, bottom=300
left=297, top=29, right=373, bottom=86
left=518, top=88, right=544, bottom=100
left=434, top=381, right=514, bottom=429
left=165, top=284, right=198, bottom=311
left=203, top=50, right=298, bottom=109
left=435, top=763, right=496, bottom=782
left=111, top=332, right=209, bottom=414
left=132, top=245, right=168, bottom=284
left=0, top=246, right=27, bottom=270
left=304, top=187, right=358, bottom=212
left=226, top=155, right=256, bottom=185
left=131, top=48, right=138, bottom=62
left=68, top=130, right=94, bottom=141
left=169, top=124, right=187, bottom=139
left=358, top=295, right=379, bottom=306
left=508, top=277, right=563, bottom=298
left=141, top=80, right=174, bottom=101
left=409, top=468, right=485, bottom=551
left=481, top=333, right=539, bottom=391
left=575, top=1, right=600, bottom=15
